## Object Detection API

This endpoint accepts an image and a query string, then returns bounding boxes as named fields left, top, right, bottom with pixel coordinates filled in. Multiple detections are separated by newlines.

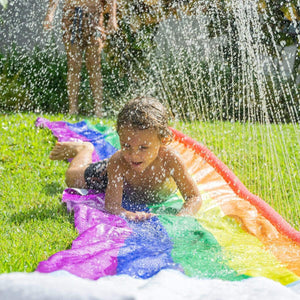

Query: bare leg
left=50, top=141, right=94, bottom=188
left=85, top=39, right=104, bottom=118
left=65, top=42, right=83, bottom=115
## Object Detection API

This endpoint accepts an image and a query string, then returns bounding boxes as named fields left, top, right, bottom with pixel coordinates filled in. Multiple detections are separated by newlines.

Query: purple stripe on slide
left=35, top=117, right=99, bottom=162
left=36, top=189, right=132, bottom=279
left=35, top=118, right=133, bottom=278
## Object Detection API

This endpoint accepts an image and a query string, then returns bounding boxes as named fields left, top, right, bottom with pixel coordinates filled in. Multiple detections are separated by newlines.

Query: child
left=44, top=0, right=118, bottom=117
left=49, top=97, right=202, bottom=221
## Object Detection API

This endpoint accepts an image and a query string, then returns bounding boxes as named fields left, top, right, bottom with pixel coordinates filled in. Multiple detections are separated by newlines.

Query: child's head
left=116, top=97, right=173, bottom=143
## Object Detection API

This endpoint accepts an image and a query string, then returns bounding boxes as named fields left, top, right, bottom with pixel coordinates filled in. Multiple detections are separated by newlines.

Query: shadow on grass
left=8, top=205, right=74, bottom=225
left=41, top=182, right=64, bottom=196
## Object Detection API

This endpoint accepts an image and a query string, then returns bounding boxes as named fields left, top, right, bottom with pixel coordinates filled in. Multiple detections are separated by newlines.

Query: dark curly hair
left=116, top=97, right=173, bottom=142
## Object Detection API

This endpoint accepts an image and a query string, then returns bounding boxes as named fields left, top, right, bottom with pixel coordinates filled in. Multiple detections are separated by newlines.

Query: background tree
left=258, top=0, right=300, bottom=82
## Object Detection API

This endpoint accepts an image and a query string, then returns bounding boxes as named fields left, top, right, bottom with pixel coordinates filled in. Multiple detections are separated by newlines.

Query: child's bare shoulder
left=107, top=151, right=125, bottom=173
left=160, top=146, right=183, bottom=166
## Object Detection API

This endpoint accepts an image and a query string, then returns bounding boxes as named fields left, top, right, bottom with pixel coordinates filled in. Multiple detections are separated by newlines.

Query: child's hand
left=176, top=211, right=189, bottom=217
left=106, top=21, right=118, bottom=34
left=43, top=18, right=53, bottom=30
left=123, top=211, right=155, bottom=222
left=43, top=10, right=56, bottom=30
left=176, top=196, right=202, bottom=217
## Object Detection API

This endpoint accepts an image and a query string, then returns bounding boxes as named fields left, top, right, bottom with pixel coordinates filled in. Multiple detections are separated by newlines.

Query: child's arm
left=167, top=149, right=202, bottom=216
left=44, top=0, right=59, bottom=30
left=105, top=153, right=154, bottom=221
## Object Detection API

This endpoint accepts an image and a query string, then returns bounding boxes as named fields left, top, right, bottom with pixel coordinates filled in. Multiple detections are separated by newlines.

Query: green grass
left=1, top=113, right=299, bottom=274
left=0, top=113, right=99, bottom=273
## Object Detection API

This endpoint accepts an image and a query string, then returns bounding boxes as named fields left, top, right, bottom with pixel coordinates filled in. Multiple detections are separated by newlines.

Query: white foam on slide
left=0, top=270, right=300, bottom=300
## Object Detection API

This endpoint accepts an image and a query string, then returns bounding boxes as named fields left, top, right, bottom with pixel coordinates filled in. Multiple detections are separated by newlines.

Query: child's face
left=119, top=126, right=162, bottom=173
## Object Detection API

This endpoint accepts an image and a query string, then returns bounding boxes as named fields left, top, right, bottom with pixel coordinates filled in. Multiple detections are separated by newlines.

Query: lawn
left=0, top=113, right=299, bottom=273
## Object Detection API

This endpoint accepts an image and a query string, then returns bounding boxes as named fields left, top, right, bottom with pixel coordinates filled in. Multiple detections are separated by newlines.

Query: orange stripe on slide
left=170, top=127, right=300, bottom=244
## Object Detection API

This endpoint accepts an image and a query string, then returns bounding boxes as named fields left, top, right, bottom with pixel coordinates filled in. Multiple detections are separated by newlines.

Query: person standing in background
left=44, top=0, right=118, bottom=117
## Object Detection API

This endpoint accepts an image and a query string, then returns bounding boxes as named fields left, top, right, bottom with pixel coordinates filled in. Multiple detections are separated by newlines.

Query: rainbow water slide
left=35, top=117, right=300, bottom=285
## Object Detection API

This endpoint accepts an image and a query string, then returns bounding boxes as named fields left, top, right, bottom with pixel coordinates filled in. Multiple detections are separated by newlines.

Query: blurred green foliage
left=0, top=44, right=68, bottom=114
left=0, top=0, right=299, bottom=121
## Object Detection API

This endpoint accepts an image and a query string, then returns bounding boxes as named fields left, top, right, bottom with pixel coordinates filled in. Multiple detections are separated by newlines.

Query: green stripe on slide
left=196, top=197, right=300, bottom=285
left=149, top=196, right=249, bottom=281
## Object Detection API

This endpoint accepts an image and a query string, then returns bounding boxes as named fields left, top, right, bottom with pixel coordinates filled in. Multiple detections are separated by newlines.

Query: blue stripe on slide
left=116, top=198, right=182, bottom=279
left=66, top=121, right=117, bottom=160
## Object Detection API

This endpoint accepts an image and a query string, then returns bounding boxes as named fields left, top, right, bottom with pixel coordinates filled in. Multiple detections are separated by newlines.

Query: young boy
left=49, top=97, right=202, bottom=221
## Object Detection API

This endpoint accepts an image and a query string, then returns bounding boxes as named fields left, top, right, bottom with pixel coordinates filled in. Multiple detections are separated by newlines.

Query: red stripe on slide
left=170, top=127, right=300, bottom=244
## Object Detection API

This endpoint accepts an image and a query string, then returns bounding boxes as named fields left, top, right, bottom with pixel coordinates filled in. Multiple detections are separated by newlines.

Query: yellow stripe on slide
left=195, top=196, right=299, bottom=285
